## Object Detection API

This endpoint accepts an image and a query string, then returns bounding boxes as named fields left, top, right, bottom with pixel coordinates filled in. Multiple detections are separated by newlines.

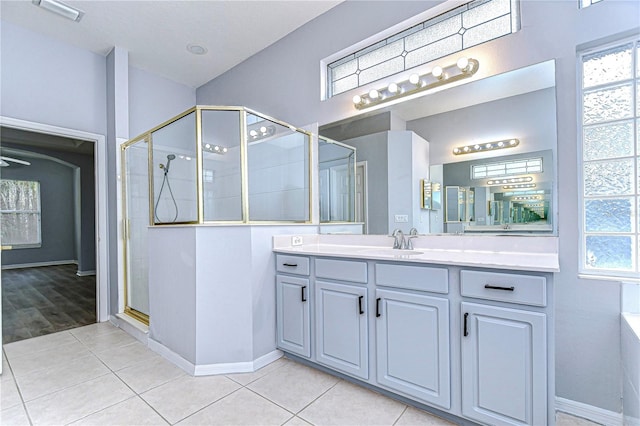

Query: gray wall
left=196, top=0, right=640, bottom=413
left=341, top=132, right=389, bottom=234
left=0, top=155, right=76, bottom=266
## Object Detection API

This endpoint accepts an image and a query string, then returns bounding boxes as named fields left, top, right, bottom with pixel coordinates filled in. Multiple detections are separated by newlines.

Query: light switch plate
left=291, top=236, right=303, bottom=246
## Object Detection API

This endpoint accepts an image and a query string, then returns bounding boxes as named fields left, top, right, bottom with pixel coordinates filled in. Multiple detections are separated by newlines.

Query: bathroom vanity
left=273, top=234, right=558, bottom=426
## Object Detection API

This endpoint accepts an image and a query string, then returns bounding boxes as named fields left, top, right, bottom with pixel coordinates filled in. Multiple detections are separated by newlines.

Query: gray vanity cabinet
left=375, top=288, right=450, bottom=409
left=275, top=255, right=311, bottom=358
left=315, top=280, right=369, bottom=380
left=460, top=269, right=548, bottom=426
left=276, top=275, right=311, bottom=358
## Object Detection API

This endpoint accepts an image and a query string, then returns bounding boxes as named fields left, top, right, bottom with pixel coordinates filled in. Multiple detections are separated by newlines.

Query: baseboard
left=111, top=314, right=148, bottom=344
left=193, top=350, right=283, bottom=376
left=147, top=338, right=283, bottom=377
left=1, top=260, right=77, bottom=270
left=556, top=397, right=623, bottom=426
left=76, top=270, right=96, bottom=277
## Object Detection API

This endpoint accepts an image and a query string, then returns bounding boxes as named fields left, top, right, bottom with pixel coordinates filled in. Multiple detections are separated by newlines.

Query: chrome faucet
left=406, top=228, right=418, bottom=250
left=391, top=228, right=407, bottom=249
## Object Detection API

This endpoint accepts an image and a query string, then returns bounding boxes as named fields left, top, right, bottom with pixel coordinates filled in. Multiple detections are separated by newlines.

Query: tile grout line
left=392, top=405, right=409, bottom=426
left=171, top=384, right=246, bottom=424
left=2, top=347, right=35, bottom=426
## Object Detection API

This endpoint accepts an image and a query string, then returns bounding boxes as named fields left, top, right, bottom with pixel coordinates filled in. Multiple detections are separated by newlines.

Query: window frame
left=578, top=37, right=640, bottom=280
left=0, top=179, right=43, bottom=249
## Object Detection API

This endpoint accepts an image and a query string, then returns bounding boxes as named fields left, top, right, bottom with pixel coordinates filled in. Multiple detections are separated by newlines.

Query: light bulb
left=249, top=130, right=258, bottom=137
left=497, top=141, right=504, bottom=147
left=352, top=95, right=362, bottom=104
left=510, top=139, right=518, bottom=145
left=485, top=143, right=492, bottom=149
left=260, top=126, right=267, bottom=134
left=474, top=144, right=480, bottom=150
left=214, top=146, right=220, bottom=151
left=453, top=148, right=460, bottom=154
left=186, top=156, right=192, bottom=161
left=369, top=89, right=379, bottom=99
left=463, top=146, right=470, bottom=152
left=432, top=66, right=443, bottom=79
left=457, top=57, right=469, bottom=71
left=222, top=147, right=228, bottom=153
left=409, top=73, right=420, bottom=85
left=387, top=83, right=398, bottom=94
left=205, top=143, right=211, bottom=149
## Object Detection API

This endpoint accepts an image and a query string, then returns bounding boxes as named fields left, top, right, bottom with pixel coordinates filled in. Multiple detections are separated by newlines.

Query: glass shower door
left=122, top=139, right=150, bottom=324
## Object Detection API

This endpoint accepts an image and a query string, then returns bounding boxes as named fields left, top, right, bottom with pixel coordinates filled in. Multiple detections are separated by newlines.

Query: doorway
left=0, top=116, right=109, bottom=350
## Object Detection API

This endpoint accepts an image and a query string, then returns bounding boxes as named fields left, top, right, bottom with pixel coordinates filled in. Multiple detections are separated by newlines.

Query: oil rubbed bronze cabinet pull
left=376, top=298, right=381, bottom=317
left=358, top=295, right=364, bottom=315
left=484, top=284, right=515, bottom=291
left=301, top=286, right=307, bottom=302
left=463, top=313, right=469, bottom=337
left=282, top=263, right=298, bottom=267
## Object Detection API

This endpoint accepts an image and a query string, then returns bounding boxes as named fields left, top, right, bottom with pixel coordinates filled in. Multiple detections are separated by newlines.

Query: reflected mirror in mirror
left=318, top=60, right=557, bottom=236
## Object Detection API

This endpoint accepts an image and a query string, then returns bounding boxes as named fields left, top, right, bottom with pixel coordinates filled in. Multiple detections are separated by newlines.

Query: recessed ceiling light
left=187, top=44, right=208, bottom=55
left=32, top=0, right=84, bottom=22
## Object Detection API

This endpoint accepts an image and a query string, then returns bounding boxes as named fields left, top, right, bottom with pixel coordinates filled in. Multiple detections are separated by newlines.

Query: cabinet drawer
left=375, top=263, right=448, bottom=294
left=315, top=258, right=367, bottom=283
left=276, top=255, right=310, bottom=276
left=460, top=270, right=546, bottom=307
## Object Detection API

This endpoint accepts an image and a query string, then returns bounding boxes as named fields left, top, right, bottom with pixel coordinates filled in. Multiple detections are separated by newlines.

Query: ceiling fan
left=0, top=156, right=31, bottom=167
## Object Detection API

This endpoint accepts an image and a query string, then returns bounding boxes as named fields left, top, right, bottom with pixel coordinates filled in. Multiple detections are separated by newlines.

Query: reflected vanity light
left=513, top=195, right=542, bottom=201
left=352, top=57, right=479, bottom=110
left=503, top=183, right=536, bottom=189
left=453, top=138, right=519, bottom=155
left=247, top=124, right=276, bottom=141
left=203, top=143, right=228, bottom=155
left=486, top=176, right=533, bottom=186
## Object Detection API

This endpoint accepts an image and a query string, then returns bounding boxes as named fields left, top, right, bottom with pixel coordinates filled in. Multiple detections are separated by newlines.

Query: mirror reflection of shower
left=154, top=153, right=178, bottom=223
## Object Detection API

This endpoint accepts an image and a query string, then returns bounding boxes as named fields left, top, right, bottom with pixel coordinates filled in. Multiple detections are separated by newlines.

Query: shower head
left=162, top=154, right=176, bottom=175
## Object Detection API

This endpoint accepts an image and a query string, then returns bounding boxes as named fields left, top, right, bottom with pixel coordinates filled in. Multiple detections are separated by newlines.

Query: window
left=326, top=0, right=520, bottom=98
left=471, top=157, right=543, bottom=180
left=580, top=40, right=639, bottom=278
left=0, top=179, right=42, bottom=248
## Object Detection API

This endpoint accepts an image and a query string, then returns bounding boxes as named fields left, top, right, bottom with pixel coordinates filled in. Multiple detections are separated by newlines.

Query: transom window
left=471, top=157, right=543, bottom=180
left=579, top=39, right=639, bottom=278
left=326, top=0, right=520, bottom=98
left=0, top=179, right=42, bottom=248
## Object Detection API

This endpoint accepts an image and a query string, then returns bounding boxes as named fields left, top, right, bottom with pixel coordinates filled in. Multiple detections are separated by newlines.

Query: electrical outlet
left=394, top=214, right=409, bottom=223
left=291, top=235, right=303, bottom=246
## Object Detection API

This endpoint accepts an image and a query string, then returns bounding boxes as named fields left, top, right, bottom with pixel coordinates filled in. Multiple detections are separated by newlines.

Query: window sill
left=578, top=273, right=640, bottom=284
left=2, top=243, right=42, bottom=250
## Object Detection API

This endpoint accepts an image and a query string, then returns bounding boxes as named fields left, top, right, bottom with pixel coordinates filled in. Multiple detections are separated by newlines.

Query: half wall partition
left=121, top=106, right=312, bottom=324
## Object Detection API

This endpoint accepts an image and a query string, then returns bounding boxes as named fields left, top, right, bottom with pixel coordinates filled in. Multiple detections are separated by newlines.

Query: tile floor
left=1, top=322, right=601, bottom=426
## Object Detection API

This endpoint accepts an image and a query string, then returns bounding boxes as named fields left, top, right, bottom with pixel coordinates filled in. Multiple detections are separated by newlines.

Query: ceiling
left=0, top=0, right=343, bottom=88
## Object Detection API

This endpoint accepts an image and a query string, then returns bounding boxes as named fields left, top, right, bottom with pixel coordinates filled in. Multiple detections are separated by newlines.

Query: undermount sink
left=358, top=248, right=424, bottom=256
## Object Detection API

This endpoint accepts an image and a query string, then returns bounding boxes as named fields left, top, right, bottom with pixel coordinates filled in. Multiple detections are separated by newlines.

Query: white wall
left=195, top=0, right=640, bottom=414
left=0, top=20, right=107, bottom=136
left=129, top=66, right=196, bottom=138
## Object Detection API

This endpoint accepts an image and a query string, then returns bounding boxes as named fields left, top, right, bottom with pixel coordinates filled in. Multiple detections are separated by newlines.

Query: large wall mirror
left=319, top=60, right=558, bottom=236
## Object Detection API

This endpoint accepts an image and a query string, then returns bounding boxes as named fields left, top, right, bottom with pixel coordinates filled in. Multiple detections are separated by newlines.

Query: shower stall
left=121, top=106, right=312, bottom=325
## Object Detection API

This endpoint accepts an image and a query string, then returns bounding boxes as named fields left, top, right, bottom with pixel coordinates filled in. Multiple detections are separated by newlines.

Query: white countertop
left=273, top=234, right=559, bottom=273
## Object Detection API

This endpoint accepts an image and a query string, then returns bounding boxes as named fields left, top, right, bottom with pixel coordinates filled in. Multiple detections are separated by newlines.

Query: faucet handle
left=406, top=233, right=418, bottom=250
left=409, top=227, right=418, bottom=236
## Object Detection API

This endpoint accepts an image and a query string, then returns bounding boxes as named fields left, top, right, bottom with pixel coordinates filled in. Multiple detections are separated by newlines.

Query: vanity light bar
left=453, top=138, right=519, bottom=155
left=352, top=57, right=479, bottom=110
left=503, top=183, right=536, bottom=189
left=486, top=176, right=533, bottom=186
left=203, top=143, right=228, bottom=155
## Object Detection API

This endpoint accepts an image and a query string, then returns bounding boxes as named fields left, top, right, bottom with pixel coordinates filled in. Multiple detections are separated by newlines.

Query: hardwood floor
left=1, top=264, right=96, bottom=344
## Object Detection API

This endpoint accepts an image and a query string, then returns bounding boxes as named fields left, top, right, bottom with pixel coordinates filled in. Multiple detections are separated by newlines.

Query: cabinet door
left=315, top=280, right=368, bottom=379
left=276, top=275, right=310, bottom=357
left=376, top=289, right=450, bottom=409
left=461, top=302, right=547, bottom=426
